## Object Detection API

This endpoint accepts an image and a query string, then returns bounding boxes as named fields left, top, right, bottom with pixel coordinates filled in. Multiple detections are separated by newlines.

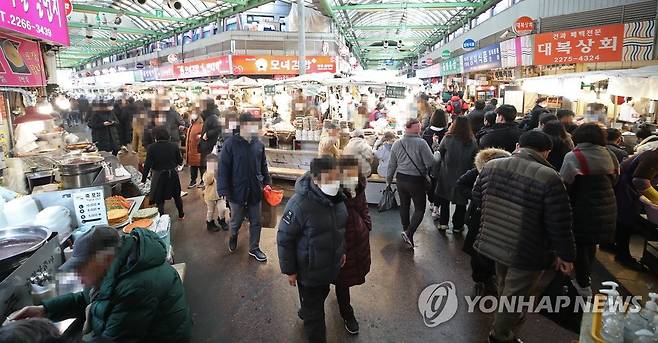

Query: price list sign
left=385, top=85, right=407, bottom=99
left=534, top=23, right=624, bottom=65
left=72, top=189, right=108, bottom=227
left=0, top=0, right=70, bottom=46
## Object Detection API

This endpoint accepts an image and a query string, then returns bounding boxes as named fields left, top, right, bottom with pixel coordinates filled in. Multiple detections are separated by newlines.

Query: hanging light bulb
left=114, top=12, right=123, bottom=25
left=101, top=14, right=108, bottom=26
left=110, top=28, right=118, bottom=43
left=82, top=14, right=88, bottom=24
left=85, top=26, right=93, bottom=40
left=166, top=0, right=182, bottom=10
left=383, top=41, right=389, bottom=49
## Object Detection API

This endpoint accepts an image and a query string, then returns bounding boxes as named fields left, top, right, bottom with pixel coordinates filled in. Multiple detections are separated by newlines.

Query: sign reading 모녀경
left=440, top=56, right=462, bottom=76
left=0, top=0, right=70, bottom=46
left=462, top=43, right=501, bottom=73
left=0, top=32, right=46, bottom=87
left=231, top=55, right=336, bottom=75
left=385, top=85, right=406, bottom=99
left=534, top=23, right=624, bottom=65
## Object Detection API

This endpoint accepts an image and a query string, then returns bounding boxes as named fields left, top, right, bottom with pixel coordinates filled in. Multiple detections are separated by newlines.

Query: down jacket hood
left=118, top=228, right=167, bottom=277
left=475, top=148, right=512, bottom=172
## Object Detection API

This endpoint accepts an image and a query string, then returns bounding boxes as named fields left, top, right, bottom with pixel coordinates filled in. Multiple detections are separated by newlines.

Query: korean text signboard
left=231, top=55, right=336, bottom=75
left=385, top=85, right=406, bottom=99
left=173, top=56, right=231, bottom=79
left=0, top=32, right=46, bottom=87
left=0, top=0, right=70, bottom=46
left=440, top=56, right=462, bottom=76
left=463, top=43, right=501, bottom=73
left=534, top=23, right=623, bottom=65
left=513, top=16, right=534, bottom=36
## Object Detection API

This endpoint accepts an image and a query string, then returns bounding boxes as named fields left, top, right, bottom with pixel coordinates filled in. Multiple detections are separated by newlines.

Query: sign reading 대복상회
left=0, top=0, right=70, bottom=46
left=533, top=23, right=624, bottom=65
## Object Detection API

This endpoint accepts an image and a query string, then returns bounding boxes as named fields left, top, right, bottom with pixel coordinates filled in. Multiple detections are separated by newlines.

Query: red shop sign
left=534, top=23, right=624, bottom=65
left=64, top=0, right=73, bottom=16
left=231, top=55, right=336, bottom=75
left=0, top=32, right=46, bottom=87
left=513, top=16, right=534, bottom=36
left=173, top=55, right=231, bottom=79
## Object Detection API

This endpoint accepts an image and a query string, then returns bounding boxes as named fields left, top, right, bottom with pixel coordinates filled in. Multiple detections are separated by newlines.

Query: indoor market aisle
left=167, top=173, right=579, bottom=343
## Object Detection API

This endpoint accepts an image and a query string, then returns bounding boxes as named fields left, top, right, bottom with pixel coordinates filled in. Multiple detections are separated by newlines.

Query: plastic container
left=34, top=206, right=72, bottom=242
left=600, top=282, right=624, bottom=343
left=625, top=305, right=648, bottom=342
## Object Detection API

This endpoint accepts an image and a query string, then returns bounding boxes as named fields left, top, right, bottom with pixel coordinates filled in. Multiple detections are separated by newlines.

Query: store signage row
left=0, top=0, right=70, bottom=46
left=416, top=63, right=441, bottom=79
left=138, top=55, right=336, bottom=80
left=434, top=20, right=651, bottom=76
left=231, top=55, right=336, bottom=75
left=0, top=32, right=46, bottom=87
left=534, top=23, right=624, bottom=65
left=462, top=43, right=501, bottom=73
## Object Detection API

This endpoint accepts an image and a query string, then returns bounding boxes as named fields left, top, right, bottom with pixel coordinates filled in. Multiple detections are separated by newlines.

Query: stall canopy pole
left=298, top=0, right=306, bottom=75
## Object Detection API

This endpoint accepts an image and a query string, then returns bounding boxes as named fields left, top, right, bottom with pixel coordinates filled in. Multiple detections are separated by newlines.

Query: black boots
left=217, top=218, right=229, bottom=231
left=207, top=221, right=220, bottom=232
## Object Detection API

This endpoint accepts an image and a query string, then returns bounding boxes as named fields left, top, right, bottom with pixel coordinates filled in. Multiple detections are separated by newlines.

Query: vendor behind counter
left=5, top=227, right=191, bottom=343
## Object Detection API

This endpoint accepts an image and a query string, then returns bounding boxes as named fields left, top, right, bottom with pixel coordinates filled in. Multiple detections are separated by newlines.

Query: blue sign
left=462, top=43, right=501, bottom=73
left=142, top=67, right=158, bottom=81
left=463, top=39, right=476, bottom=50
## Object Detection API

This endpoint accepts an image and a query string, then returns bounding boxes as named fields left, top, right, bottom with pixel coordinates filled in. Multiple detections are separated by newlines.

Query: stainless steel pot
left=0, top=225, right=51, bottom=276
left=58, top=156, right=104, bottom=189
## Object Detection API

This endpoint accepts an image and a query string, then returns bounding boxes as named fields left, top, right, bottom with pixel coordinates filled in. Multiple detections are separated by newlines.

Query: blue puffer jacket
left=217, top=135, right=271, bottom=205
left=277, top=173, right=347, bottom=287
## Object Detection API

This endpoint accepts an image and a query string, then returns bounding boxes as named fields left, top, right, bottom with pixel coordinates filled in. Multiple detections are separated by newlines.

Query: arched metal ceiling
left=58, top=0, right=271, bottom=68
left=322, top=0, right=501, bottom=68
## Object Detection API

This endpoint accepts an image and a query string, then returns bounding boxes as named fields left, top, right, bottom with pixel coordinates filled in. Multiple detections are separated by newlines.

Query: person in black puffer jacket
left=478, top=104, right=522, bottom=153
left=277, top=157, right=347, bottom=343
left=560, top=123, right=619, bottom=296
left=456, top=148, right=510, bottom=297
left=474, top=131, right=575, bottom=343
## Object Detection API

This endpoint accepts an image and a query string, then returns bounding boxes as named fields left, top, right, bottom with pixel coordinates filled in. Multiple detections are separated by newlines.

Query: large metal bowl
left=0, top=225, right=51, bottom=264
left=58, top=156, right=104, bottom=176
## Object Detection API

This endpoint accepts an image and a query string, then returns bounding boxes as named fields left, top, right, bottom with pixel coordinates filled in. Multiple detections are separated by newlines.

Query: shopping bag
left=378, top=185, right=398, bottom=212
left=539, top=272, right=582, bottom=334
left=263, top=186, right=284, bottom=207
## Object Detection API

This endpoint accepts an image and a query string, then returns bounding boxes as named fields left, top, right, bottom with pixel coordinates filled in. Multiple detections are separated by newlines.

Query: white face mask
left=341, top=176, right=359, bottom=191
left=319, top=180, right=341, bottom=196
left=190, top=114, right=198, bottom=121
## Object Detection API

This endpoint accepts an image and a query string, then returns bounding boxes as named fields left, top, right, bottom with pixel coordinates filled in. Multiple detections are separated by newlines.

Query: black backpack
left=451, top=99, right=463, bottom=115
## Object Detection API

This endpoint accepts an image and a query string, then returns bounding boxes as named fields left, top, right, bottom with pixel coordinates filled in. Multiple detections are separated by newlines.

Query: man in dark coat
left=199, top=101, right=222, bottom=160
left=479, top=104, right=522, bottom=153
left=467, top=100, right=487, bottom=134
left=473, top=131, right=575, bottom=343
left=8, top=227, right=191, bottom=342
left=78, top=95, right=90, bottom=122
left=218, top=113, right=271, bottom=262
left=88, top=100, right=121, bottom=154
left=119, top=97, right=137, bottom=146
left=277, top=156, right=347, bottom=343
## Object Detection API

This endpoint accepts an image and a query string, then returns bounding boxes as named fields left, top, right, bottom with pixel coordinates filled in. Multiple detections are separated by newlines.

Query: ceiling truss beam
left=71, top=4, right=193, bottom=23
left=331, top=2, right=482, bottom=11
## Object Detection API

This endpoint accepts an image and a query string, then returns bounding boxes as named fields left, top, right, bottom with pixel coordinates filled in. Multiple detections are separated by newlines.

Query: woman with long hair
left=422, top=109, right=448, bottom=150
left=433, top=116, right=478, bottom=232
left=542, top=120, right=574, bottom=171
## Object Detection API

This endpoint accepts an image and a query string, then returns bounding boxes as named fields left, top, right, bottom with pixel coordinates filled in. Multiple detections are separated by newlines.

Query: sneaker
left=401, top=231, right=414, bottom=249
left=249, top=248, right=267, bottom=262
left=217, top=218, right=229, bottom=231
left=228, top=235, right=237, bottom=253
left=207, top=221, right=220, bottom=232
left=450, top=226, right=464, bottom=234
left=431, top=208, right=440, bottom=221
left=178, top=213, right=185, bottom=220
left=197, top=181, right=205, bottom=188
left=570, top=279, right=593, bottom=297
left=438, top=224, right=449, bottom=231
left=343, top=317, right=359, bottom=335
left=615, top=255, right=646, bottom=271
left=188, top=181, right=197, bottom=189
left=488, top=335, right=524, bottom=343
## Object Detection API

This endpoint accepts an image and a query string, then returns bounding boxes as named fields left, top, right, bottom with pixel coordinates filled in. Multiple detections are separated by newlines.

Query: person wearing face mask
left=277, top=157, right=347, bottom=343
left=185, top=108, right=205, bottom=188
left=331, top=156, right=372, bottom=335
left=387, top=118, right=434, bottom=248
left=218, top=113, right=271, bottom=262
left=373, top=131, right=397, bottom=178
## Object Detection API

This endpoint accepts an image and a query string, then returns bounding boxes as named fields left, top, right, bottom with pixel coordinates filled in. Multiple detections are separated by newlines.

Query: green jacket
left=43, top=229, right=191, bottom=342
